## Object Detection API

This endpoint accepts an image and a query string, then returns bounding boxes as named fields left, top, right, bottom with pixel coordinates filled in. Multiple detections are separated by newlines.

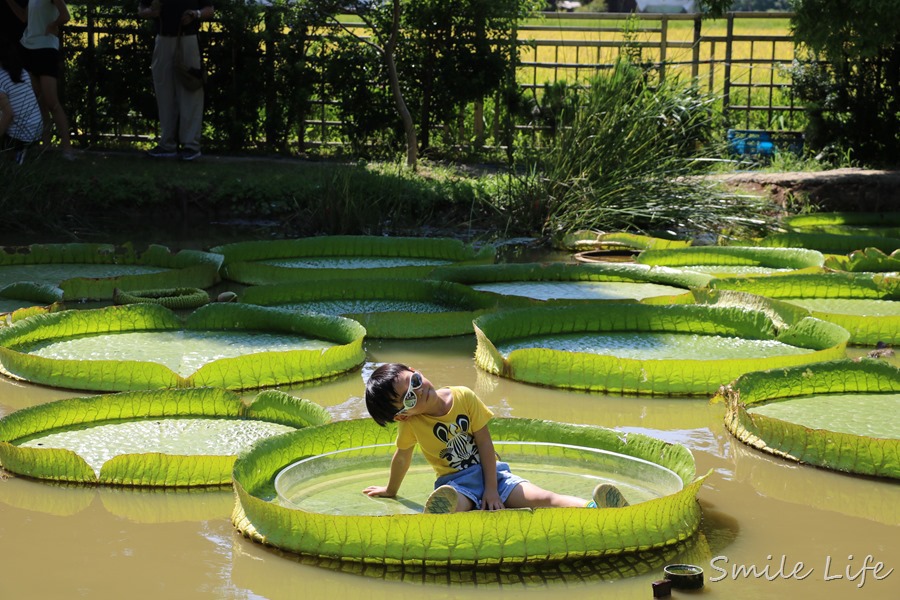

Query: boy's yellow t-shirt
left=396, top=386, right=493, bottom=478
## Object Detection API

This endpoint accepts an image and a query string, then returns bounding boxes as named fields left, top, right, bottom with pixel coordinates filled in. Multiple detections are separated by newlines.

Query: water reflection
left=1, top=333, right=898, bottom=599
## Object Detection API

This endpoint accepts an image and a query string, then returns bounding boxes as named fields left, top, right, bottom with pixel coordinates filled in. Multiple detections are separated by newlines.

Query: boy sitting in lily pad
left=363, top=363, right=629, bottom=514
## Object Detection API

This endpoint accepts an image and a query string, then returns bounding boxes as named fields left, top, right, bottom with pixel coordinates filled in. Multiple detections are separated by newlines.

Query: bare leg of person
left=36, top=74, right=73, bottom=157
left=503, top=481, right=589, bottom=509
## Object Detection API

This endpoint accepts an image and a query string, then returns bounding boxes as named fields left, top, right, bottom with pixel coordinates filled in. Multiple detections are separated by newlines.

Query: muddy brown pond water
left=0, top=337, right=897, bottom=600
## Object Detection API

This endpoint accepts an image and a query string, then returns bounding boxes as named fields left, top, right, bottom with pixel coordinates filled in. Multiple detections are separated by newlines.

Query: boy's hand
left=481, top=490, right=504, bottom=511
left=363, top=485, right=395, bottom=498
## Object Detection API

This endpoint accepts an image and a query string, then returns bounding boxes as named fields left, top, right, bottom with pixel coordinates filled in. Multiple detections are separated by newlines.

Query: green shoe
left=592, top=483, right=629, bottom=508
left=424, top=485, right=459, bottom=514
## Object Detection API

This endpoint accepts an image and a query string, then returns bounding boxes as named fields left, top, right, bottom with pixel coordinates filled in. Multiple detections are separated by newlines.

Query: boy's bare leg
left=504, top=481, right=589, bottom=508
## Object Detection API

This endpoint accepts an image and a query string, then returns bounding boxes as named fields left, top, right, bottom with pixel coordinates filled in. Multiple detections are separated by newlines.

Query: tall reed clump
left=507, top=59, right=772, bottom=239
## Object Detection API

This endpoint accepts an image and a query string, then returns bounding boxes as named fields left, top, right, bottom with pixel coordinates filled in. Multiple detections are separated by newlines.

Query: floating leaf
left=232, top=418, right=707, bottom=566
left=0, top=243, right=223, bottom=300
left=0, top=387, right=329, bottom=486
left=241, top=279, right=502, bottom=338
left=824, top=248, right=900, bottom=272
left=430, top=262, right=710, bottom=303
left=0, top=303, right=365, bottom=391
left=213, top=236, right=495, bottom=284
left=717, top=359, right=900, bottom=479
left=637, top=246, right=825, bottom=274
left=473, top=291, right=848, bottom=395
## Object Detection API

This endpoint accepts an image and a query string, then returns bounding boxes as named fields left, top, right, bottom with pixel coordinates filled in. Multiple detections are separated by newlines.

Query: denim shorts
left=433, top=462, right=528, bottom=510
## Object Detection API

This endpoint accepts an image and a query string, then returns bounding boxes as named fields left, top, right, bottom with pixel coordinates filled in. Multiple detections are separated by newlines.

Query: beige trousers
left=151, top=34, right=203, bottom=153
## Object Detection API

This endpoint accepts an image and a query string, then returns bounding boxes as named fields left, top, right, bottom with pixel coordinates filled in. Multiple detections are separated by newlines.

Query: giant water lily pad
left=473, top=291, right=849, bottom=395
left=717, top=359, right=900, bottom=479
left=710, top=271, right=898, bottom=300
left=636, top=246, right=824, bottom=276
left=240, top=279, right=501, bottom=338
left=559, top=231, right=692, bottom=252
left=232, top=418, right=707, bottom=566
left=0, top=303, right=366, bottom=391
left=430, top=262, right=709, bottom=303
left=745, top=232, right=900, bottom=255
left=0, top=243, right=223, bottom=300
left=709, top=271, right=898, bottom=345
left=824, top=248, right=900, bottom=273
left=212, top=236, right=495, bottom=285
left=783, top=211, right=900, bottom=238
left=0, top=387, right=330, bottom=486
left=779, top=298, right=900, bottom=345
left=0, top=282, right=62, bottom=314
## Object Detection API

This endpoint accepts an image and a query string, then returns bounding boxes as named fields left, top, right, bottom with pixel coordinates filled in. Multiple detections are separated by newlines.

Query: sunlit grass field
left=515, top=12, right=798, bottom=129
left=517, top=13, right=794, bottom=87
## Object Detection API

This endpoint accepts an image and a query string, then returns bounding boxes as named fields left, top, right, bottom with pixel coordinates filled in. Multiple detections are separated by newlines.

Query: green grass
left=0, top=152, right=499, bottom=243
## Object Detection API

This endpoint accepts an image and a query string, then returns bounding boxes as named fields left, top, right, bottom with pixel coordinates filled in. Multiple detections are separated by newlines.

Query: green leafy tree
left=298, top=0, right=540, bottom=168
left=790, top=0, right=900, bottom=165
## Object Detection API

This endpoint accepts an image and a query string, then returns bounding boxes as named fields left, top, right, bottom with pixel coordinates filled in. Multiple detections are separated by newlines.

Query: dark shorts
left=19, top=45, right=60, bottom=79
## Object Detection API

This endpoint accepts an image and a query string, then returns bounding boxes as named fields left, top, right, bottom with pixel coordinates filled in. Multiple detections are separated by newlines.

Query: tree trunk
left=386, top=0, right=417, bottom=169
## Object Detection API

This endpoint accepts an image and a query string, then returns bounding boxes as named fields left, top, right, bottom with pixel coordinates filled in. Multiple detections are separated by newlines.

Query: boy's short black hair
left=365, top=362, right=410, bottom=426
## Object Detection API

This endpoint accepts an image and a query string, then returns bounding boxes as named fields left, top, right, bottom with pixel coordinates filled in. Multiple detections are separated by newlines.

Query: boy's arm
left=362, top=445, right=413, bottom=498
left=473, top=426, right=503, bottom=510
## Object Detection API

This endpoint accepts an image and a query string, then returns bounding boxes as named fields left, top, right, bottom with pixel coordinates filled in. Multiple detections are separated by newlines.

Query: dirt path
left=715, top=168, right=900, bottom=212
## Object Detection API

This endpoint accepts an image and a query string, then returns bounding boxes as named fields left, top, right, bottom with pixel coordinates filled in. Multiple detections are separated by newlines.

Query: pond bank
left=714, top=168, right=900, bottom=212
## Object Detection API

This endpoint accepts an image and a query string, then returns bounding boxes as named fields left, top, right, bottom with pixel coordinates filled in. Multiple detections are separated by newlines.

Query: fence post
left=723, top=12, right=734, bottom=121
left=659, top=15, right=667, bottom=84
left=86, top=1, right=97, bottom=145
left=691, top=13, right=701, bottom=83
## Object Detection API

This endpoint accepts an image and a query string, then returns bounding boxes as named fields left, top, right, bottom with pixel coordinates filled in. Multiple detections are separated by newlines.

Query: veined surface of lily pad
left=710, top=271, right=897, bottom=299
left=718, top=359, right=900, bottom=479
left=559, top=231, right=692, bottom=252
left=783, top=212, right=900, bottom=238
left=709, top=272, right=898, bottom=345
left=212, top=236, right=495, bottom=285
left=0, top=387, right=331, bottom=486
left=232, top=418, right=707, bottom=566
left=0, top=243, right=223, bottom=300
left=824, top=248, right=900, bottom=273
left=636, top=246, right=824, bottom=277
left=431, top=262, right=709, bottom=304
left=779, top=298, right=899, bottom=345
left=474, top=291, right=849, bottom=395
left=240, top=279, right=501, bottom=338
left=0, top=303, right=366, bottom=391
left=742, top=232, right=900, bottom=255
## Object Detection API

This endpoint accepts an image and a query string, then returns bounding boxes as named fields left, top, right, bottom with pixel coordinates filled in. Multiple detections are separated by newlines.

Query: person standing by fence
left=5, top=0, right=75, bottom=160
left=138, top=0, right=213, bottom=161
left=0, top=40, right=43, bottom=164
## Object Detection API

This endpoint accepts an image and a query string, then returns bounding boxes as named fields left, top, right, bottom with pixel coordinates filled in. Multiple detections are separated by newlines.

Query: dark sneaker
left=424, top=485, right=458, bottom=514
left=147, top=146, right=177, bottom=158
left=180, top=149, right=202, bottom=161
left=592, top=483, right=629, bottom=508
